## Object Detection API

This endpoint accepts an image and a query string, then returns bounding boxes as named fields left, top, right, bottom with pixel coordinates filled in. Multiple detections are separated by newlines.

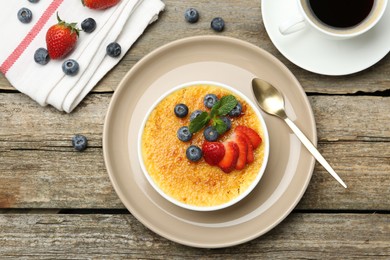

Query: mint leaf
left=213, top=117, right=228, bottom=134
left=188, top=94, right=237, bottom=135
left=210, top=99, right=221, bottom=118
left=189, top=112, right=210, bottom=133
left=217, top=95, right=237, bottom=116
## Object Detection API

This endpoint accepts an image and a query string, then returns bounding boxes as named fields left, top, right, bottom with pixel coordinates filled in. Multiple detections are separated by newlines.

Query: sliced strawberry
left=202, top=141, right=225, bottom=166
left=242, top=134, right=255, bottom=164
left=235, top=126, right=262, bottom=149
left=218, top=141, right=239, bottom=173
left=233, top=134, right=248, bottom=170
left=236, top=131, right=254, bottom=164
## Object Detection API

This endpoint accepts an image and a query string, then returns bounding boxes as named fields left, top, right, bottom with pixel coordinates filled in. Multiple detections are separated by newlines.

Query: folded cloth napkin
left=0, top=0, right=164, bottom=113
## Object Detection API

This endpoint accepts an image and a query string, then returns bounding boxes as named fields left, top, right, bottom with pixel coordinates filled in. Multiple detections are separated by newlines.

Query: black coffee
left=308, top=0, right=374, bottom=28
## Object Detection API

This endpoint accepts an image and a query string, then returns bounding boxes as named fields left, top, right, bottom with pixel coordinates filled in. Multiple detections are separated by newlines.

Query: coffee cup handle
left=279, top=15, right=306, bottom=35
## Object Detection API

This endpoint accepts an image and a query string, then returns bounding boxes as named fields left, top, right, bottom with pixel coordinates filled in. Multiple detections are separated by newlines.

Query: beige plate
left=103, top=36, right=316, bottom=248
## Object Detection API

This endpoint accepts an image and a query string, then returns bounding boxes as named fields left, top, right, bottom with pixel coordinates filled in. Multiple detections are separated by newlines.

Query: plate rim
left=103, top=35, right=317, bottom=248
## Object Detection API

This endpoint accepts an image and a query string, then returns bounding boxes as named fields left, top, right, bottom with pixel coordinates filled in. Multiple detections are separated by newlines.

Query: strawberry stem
left=56, top=12, right=62, bottom=23
left=56, top=12, right=80, bottom=37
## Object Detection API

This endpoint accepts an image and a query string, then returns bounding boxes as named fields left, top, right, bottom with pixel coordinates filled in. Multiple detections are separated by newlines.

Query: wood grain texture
left=1, top=94, right=389, bottom=144
left=0, top=93, right=389, bottom=209
left=0, top=213, right=388, bottom=258
left=0, top=0, right=388, bottom=94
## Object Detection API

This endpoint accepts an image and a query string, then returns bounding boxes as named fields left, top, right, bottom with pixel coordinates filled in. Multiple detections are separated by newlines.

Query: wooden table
left=1, top=0, right=389, bottom=258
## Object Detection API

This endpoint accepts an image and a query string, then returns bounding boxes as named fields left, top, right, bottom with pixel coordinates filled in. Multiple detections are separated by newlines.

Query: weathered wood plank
left=0, top=0, right=388, bottom=94
left=0, top=213, right=388, bottom=258
left=1, top=93, right=389, bottom=142
left=0, top=93, right=389, bottom=209
left=312, top=95, right=390, bottom=142
left=0, top=93, right=108, bottom=142
left=1, top=138, right=388, bottom=210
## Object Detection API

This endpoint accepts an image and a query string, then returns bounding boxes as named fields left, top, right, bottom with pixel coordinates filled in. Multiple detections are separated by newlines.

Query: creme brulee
left=140, top=84, right=266, bottom=208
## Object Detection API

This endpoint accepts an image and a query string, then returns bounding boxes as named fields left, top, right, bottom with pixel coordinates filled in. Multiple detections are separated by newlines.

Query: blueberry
left=220, top=116, right=232, bottom=132
left=211, top=17, right=225, bottom=32
left=72, top=134, right=88, bottom=151
left=228, top=101, right=242, bottom=117
left=177, top=126, right=192, bottom=142
left=190, top=110, right=203, bottom=121
left=106, top=42, right=121, bottom=58
left=184, top=8, right=199, bottom=23
left=174, top=103, right=189, bottom=118
left=62, top=59, right=79, bottom=76
left=186, top=145, right=202, bottom=162
left=17, top=8, right=32, bottom=24
left=28, top=0, right=40, bottom=3
left=203, top=94, right=218, bottom=109
left=81, top=18, right=97, bottom=33
left=204, top=126, right=219, bottom=141
left=34, top=48, right=50, bottom=65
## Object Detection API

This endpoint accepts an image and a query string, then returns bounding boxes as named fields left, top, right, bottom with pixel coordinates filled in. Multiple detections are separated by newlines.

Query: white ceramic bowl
left=138, top=81, right=269, bottom=211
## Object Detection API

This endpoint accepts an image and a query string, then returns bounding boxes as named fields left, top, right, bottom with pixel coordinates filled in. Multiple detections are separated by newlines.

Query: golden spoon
left=252, top=78, right=347, bottom=188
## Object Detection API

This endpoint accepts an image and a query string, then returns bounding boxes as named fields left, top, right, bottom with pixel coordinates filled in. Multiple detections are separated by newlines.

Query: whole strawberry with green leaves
left=82, top=0, right=120, bottom=10
left=46, top=14, right=80, bottom=59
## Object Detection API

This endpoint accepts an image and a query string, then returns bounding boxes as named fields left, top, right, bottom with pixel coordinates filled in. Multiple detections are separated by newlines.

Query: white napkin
left=0, top=0, right=164, bottom=113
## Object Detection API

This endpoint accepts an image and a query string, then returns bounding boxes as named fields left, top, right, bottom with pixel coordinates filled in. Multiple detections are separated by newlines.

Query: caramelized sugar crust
left=141, top=85, right=266, bottom=207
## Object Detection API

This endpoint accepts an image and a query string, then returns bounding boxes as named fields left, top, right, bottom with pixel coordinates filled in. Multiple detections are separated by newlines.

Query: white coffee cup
left=279, top=0, right=388, bottom=39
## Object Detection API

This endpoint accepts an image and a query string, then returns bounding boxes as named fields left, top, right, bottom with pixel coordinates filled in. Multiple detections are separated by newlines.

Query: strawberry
left=218, top=141, right=239, bottom=173
left=202, top=141, right=225, bottom=166
left=232, top=134, right=248, bottom=170
left=238, top=132, right=254, bottom=163
left=46, top=14, right=79, bottom=59
left=235, top=126, right=262, bottom=149
left=82, top=0, right=120, bottom=10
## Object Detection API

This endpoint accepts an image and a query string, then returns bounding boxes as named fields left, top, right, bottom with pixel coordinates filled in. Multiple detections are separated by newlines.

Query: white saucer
left=262, top=0, right=390, bottom=76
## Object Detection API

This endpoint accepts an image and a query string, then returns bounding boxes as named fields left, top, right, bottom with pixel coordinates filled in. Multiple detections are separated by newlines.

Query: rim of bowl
left=137, top=80, right=270, bottom=211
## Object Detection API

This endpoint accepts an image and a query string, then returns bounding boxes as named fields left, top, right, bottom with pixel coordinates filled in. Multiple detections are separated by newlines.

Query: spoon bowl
left=252, top=78, right=287, bottom=119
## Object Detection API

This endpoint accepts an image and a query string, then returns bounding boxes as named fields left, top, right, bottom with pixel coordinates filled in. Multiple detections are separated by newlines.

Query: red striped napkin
left=0, top=0, right=164, bottom=112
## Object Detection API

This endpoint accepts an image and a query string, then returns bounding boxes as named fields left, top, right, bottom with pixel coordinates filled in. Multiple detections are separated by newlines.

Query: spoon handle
left=284, top=118, right=347, bottom=188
